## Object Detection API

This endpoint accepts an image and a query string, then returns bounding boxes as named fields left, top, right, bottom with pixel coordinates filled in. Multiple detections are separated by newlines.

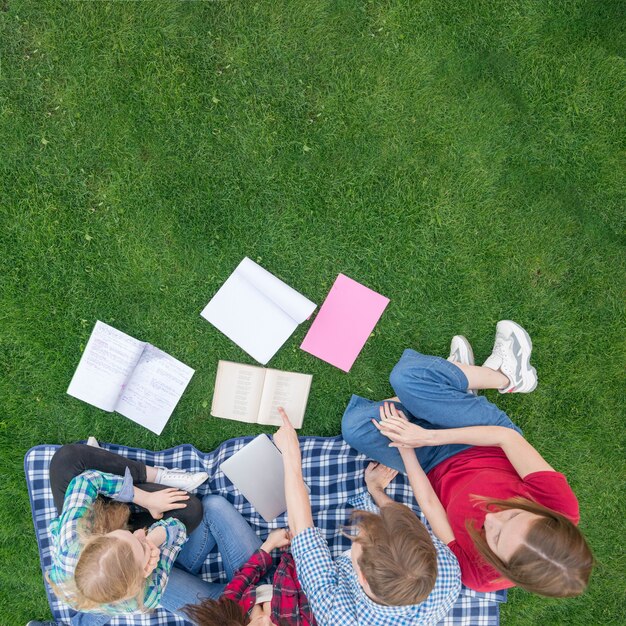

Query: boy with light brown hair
left=273, top=408, right=461, bottom=626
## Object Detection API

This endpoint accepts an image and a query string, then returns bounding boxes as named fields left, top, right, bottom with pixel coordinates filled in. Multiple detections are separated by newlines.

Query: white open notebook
left=211, top=360, right=312, bottom=428
left=201, top=257, right=317, bottom=364
left=67, top=321, right=195, bottom=435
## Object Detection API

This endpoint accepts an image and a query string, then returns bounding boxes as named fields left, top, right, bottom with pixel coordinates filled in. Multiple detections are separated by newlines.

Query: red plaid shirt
left=224, top=548, right=317, bottom=626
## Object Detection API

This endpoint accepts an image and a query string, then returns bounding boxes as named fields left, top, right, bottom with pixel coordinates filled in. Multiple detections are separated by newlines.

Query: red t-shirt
left=427, top=446, right=580, bottom=592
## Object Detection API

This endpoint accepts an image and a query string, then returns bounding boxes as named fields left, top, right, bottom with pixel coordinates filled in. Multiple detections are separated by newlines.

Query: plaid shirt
left=224, top=549, right=316, bottom=626
left=48, top=469, right=187, bottom=615
left=291, top=492, right=461, bottom=626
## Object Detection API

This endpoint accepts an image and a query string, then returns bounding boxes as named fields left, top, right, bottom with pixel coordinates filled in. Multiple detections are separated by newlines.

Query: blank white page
left=115, top=345, right=195, bottom=435
left=237, top=257, right=316, bottom=323
left=67, top=321, right=145, bottom=412
left=201, top=269, right=299, bottom=364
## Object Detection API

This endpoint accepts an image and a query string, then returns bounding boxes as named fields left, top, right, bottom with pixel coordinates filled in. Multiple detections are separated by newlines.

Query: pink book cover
left=300, top=274, right=390, bottom=372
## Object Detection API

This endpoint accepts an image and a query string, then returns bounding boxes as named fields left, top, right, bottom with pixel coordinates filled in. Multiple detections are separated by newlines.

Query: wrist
left=366, top=484, right=385, bottom=496
left=133, top=487, right=150, bottom=508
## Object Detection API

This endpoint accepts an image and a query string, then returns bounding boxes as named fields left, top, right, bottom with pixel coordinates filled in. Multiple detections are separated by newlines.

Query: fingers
left=278, top=406, right=292, bottom=427
left=366, top=461, right=379, bottom=472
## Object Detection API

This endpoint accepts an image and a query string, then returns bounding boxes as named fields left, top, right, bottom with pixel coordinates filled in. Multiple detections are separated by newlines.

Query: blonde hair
left=468, top=497, right=594, bottom=597
left=343, top=502, right=437, bottom=606
left=48, top=498, right=148, bottom=610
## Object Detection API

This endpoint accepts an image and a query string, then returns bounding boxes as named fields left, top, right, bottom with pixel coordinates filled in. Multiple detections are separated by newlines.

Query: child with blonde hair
left=42, top=442, right=208, bottom=626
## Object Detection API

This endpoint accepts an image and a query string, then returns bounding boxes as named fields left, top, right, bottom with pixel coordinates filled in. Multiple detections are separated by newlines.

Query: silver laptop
left=220, top=434, right=287, bottom=522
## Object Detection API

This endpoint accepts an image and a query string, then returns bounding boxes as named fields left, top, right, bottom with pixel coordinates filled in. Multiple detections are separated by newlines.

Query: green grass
left=1, top=0, right=624, bottom=623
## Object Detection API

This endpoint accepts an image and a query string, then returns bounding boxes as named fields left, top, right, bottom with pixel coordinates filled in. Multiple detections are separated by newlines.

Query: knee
left=341, top=399, right=372, bottom=448
left=49, top=444, right=85, bottom=475
left=200, top=494, right=232, bottom=522
left=389, top=361, right=412, bottom=396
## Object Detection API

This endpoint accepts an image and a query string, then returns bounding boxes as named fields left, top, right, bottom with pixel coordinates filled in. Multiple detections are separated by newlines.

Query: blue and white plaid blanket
left=25, top=437, right=506, bottom=625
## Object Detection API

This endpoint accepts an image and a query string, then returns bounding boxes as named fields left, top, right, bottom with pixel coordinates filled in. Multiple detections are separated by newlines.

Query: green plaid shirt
left=48, top=469, right=187, bottom=614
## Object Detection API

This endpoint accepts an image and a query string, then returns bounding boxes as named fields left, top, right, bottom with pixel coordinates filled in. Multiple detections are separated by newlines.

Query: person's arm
left=290, top=527, right=344, bottom=626
left=274, top=409, right=345, bottom=625
left=363, top=461, right=398, bottom=508
left=399, top=447, right=455, bottom=545
left=374, top=402, right=554, bottom=478
left=273, top=408, right=314, bottom=535
left=224, top=529, right=289, bottom=601
left=133, top=487, right=190, bottom=521
left=142, top=518, right=187, bottom=608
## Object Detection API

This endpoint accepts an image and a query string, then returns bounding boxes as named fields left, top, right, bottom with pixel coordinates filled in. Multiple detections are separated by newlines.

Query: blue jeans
left=70, top=612, right=111, bottom=626
left=342, top=349, right=522, bottom=474
left=160, top=495, right=262, bottom=615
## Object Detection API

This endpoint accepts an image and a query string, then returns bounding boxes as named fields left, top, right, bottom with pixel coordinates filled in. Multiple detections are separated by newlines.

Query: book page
left=257, top=368, right=312, bottom=429
left=211, top=360, right=266, bottom=423
left=237, top=257, right=316, bottom=323
left=201, top=270, right=299, bottom=364
left=67, top=321, right=146, bottom=412
left=115, top=345, right=195, bottom=435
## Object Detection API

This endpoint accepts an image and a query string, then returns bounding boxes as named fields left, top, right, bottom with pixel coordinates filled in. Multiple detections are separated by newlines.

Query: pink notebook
left=300, top=274, right=390, bottom=372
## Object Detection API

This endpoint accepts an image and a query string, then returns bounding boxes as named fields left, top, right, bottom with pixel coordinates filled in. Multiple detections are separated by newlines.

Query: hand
left=261, top=528, right=291, bottom=552
left=143, top=538, right=161, bottom=575
left=364, top=461, right=398, bottom=494
left=372, top=402, right=437, bottom=448
left=273, top=408, right=302, bottom=466
left=145, top=488, right=190, bottom=520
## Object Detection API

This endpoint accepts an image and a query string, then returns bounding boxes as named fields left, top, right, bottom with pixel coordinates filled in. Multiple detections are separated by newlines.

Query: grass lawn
left=1, top=0, right=624, bottom=623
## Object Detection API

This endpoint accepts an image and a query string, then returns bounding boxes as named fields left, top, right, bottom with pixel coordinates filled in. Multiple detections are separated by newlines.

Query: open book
left=201, top=257, right=317, bottom=364
left=211, top=360, right=312, bottom=428
left=67, top=321, right=195, bottom=435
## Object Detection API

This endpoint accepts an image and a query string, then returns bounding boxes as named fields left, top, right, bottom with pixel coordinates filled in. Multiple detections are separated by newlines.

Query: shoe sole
left=497, top=320, right=537, bottom=392
left=455, top=335, right=475, bottom=366
left=451, top=335, right=477, bottom=395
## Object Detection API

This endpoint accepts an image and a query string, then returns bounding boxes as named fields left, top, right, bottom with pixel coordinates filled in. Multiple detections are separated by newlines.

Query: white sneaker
left=447, top=335, right=477, bottom=395
left=483, top=320, right=537, bottom=393
left=155, top=467, right=209, bottom=491
left=86, top=436, right=100, bottom=448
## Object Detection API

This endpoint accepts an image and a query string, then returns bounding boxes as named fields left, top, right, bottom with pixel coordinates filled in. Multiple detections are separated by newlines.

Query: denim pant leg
left=161, top=495, right=261, bottom=614
left=70, top=611, right=112, bottom=626
left=342, top=349, right=522, bottom=474
left=176, top=495, right=262, bottom=577
left=160, top=567, right=226, bottom=614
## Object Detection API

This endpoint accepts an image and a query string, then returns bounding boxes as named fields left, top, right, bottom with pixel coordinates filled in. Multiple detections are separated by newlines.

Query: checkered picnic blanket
left=25, top=438, right=506, bottom=625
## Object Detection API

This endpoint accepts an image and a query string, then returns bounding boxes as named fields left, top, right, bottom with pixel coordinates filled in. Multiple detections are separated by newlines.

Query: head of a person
left=183, top=597, right=290, bottom=626
left=344, top=502, right=438, bottom=606
left=48, top=498, right=151, bottom=610
left=468, top=497, right=594, bottom=597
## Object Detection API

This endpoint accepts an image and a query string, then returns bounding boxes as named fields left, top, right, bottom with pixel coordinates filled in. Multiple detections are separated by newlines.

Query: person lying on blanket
left=43, top=441, right=208, bottom=623
left=341, top=321, right=594, bottom=597
left=159, top=494, right=316, bottom=626
left=271, top=408, right=461, bottom=626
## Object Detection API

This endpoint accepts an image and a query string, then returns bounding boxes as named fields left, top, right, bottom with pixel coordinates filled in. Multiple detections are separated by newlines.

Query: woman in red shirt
left=342, top=320, right=593, bottom=597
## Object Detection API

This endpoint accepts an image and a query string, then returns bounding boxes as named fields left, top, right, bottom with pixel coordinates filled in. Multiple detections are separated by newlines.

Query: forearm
left=283, top=456, right=314, bottom=535
left=427, top=425, right=519, bottom=448
left=133, top=486, right=152, bottom=509
left=400, top=450, right=454, bottom=544
left=146, top=525, right=167, bottom=547
left=368, top=487, right=394, bottom=508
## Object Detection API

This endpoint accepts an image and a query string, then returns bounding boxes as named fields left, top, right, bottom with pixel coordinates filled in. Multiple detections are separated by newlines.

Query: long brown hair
left=183, top=597, right=250, bottom=625
left=467, top=497, right=593, bottom=597
left=47, top=498, right=147, bottom=610
left=183, top=597, right=291, bottom=626
left=342, top=502, right=437, bottom=606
